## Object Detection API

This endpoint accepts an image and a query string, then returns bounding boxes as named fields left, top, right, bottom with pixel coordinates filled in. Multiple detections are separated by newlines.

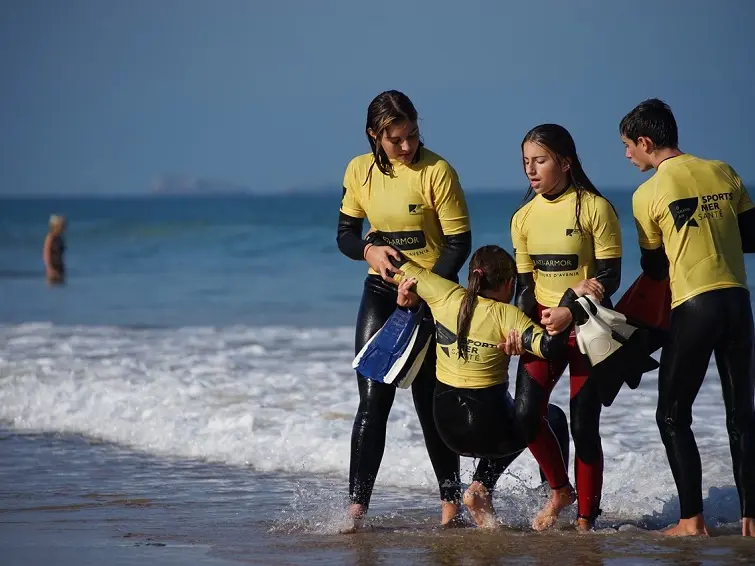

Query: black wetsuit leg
left=433, top=381, right=569, bottom=492
left=350, top=275, right=460, bottom=507
left=656, top=287, right=755, bottom=519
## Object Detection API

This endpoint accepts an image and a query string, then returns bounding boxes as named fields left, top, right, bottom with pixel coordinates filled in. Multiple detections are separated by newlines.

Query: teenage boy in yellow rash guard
left=620, top=98, right=755, bottom=538
left=384, top=242, right=589, bottom=529
left=336, top=90, right=472, bottom=532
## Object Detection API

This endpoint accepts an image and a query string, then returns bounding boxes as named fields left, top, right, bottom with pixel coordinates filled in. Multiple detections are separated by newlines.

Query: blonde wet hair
left=49, top=214, right=66, bottom=231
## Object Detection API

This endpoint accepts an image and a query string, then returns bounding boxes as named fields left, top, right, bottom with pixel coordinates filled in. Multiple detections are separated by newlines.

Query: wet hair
left=619, top=98, right=678, bottom=149
left=49, top=214, right=66, bottom=231
left=456, top=245, right=517, bottom=361
left=520, top=124, right=615, bottom=237
left=363, top=90, right=423, bottom=183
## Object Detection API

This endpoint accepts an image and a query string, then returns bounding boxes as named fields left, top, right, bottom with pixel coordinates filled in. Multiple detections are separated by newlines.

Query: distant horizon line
left=0, top=186, right=646, bottom=199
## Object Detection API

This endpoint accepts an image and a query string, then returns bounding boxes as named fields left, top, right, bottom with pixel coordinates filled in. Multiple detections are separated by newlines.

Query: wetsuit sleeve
left=632, top=185, right=670, bottom=278
left=587, top=196, right=622, bottom=298
left=739, top=208, right=755, bottom=253
left=430, top=160, right=471, bottom=236
left=515, top=273, right=538, bottom=320
left=393, top=261, right=461, bottom=309
left=511, top=210, right=537, bottom=317
left=502, top=305, right=569, bottom=360
left=336, top=160, right=370, bottom=260
left=337, top=212, right=368, bottom=261
left=430, top=231, right=472, bottom=281
left=594, top=258, right=622, bottom=299
left=640, top=246, right=670, bottom=281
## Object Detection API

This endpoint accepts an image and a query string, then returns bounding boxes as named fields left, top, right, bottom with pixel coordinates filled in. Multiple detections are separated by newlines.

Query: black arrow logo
left=668, top=197, right=699, bottom=231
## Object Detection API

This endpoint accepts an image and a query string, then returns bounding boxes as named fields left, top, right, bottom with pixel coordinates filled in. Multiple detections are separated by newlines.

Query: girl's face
left=522, top=141, right=570, bottom=195
left=371, top=120, right=420, bottom=164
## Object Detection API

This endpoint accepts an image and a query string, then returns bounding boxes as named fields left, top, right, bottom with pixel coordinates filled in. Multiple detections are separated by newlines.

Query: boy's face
left=621, top=136, right=654, bottom=172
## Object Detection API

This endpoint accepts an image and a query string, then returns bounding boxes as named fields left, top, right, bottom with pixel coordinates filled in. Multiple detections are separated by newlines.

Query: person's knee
left=546, top=404, right=567, bottom=434
left=570, top=416, right=601, bottom=464
left=357, top=380, right=393, bottom=424
left=655, top=403, right=692, bottom=440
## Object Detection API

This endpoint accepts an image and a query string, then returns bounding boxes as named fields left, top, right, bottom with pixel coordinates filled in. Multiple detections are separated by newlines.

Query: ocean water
left=2, top=192, right=755, bottom=565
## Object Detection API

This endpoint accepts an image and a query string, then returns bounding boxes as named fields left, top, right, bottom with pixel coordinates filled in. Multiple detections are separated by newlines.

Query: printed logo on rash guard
left=529, top=254, right=579, bottom=272
left=380, top=230, right=426, bottom=250
left=668, top=197, right=700, bottom=231
left=435, top=321, right=497, bottom=360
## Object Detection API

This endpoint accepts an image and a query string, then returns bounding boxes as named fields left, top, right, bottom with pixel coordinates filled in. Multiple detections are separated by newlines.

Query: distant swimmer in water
left=43, top=214, right=66, bottom=284
left=385, top=242, right=589, bottom=528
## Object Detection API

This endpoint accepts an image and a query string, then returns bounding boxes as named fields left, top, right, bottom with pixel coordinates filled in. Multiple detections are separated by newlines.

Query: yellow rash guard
left=394, top=263, right=548, bottom=389
left=632, top=154, right=754, bottom=308
left=511, top=187, right=622, bottom=308
left=340, top=148, right=470, bottom=275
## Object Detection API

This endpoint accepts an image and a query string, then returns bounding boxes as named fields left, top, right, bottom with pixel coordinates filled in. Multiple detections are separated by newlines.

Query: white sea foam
left=0, top=322, right=743, bottom=524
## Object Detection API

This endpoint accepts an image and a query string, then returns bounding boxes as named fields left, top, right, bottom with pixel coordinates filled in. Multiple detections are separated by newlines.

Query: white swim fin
left=573, top=295, right=660, bottom=407
left=583, top=294, right=636, bottom=340
left=573, top=296, right=625, bottom=366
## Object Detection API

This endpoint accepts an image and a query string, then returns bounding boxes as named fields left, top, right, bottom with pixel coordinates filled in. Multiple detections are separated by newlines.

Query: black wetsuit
left=434, top=382, right=569, bottom=491
left=631, top=155, right=755, bottom=520
left=338, top=214, right=472, bottom=507
left=656, top=287, right=755, bottom=518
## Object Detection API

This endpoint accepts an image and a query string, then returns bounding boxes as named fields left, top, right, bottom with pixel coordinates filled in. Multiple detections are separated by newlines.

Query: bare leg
left=659, top=513, right=710, bottom=537
left=340, top=503, right=368, bottom=534
left=462, top=481, right=497, bottom=529
left=532, top=485, right=576, bottom=531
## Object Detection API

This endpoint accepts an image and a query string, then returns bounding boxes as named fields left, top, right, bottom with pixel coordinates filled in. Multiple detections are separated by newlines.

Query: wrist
left=363, top=242, right=374, bottom=259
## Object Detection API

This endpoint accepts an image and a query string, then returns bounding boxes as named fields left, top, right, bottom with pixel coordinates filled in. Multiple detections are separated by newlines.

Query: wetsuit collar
left=540, top=185, right=575, bottom=203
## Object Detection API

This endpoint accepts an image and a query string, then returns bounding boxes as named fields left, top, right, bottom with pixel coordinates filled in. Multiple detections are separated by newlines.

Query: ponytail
left=456, top=269, right=484, bottom=361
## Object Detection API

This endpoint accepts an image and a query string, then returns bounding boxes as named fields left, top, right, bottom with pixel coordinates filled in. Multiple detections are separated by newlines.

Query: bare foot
left=532, top=485, right=576, bottom=532
left=463, top=482, right=497, bottom=529
left=741, top=517, right=755, bottom=537
left=575, top=517, right=593, bottom=532
left=339, top=503, right=367, bottom=534
left=441, top=500, right=465, bottom=528
left=659, top=514, right=709, bottom=537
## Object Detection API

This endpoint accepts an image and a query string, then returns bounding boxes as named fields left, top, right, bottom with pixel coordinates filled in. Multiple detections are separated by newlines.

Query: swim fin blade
left=574, top=296, right=660, bottom=407
left=352, top=304, right=431, bottom=388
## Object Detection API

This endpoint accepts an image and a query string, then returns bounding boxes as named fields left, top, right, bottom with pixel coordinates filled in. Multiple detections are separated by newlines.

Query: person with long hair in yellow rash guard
left=510, top=124, right=622, bottom=531
left=380, top=243, right=592, bottom=529
left=336, top=90, right=472, bottom=532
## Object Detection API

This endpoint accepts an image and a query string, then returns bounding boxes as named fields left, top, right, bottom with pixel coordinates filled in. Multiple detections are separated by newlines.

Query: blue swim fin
left=352, top=304, right=431, bottom=388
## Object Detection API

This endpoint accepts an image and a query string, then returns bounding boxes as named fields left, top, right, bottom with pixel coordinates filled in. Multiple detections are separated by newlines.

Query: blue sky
left=1, top=0, right=753, bottom=195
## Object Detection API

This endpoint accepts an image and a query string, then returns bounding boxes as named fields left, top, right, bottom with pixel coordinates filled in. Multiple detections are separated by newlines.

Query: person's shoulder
left=633, top=174, right=659, bottom=200
left=345, top=152, right=375, bottom=174
left=581, top=190, right=617, bottom=216
left=703, top=157, right=739, bottom=180
left=512, top=196, right=535, bottom=222
left=419, top=148, right=457, bottom=174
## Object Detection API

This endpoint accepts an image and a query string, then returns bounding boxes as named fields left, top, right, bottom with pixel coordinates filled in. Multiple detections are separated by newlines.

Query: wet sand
left=2, top=430, right=754, bottom=565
